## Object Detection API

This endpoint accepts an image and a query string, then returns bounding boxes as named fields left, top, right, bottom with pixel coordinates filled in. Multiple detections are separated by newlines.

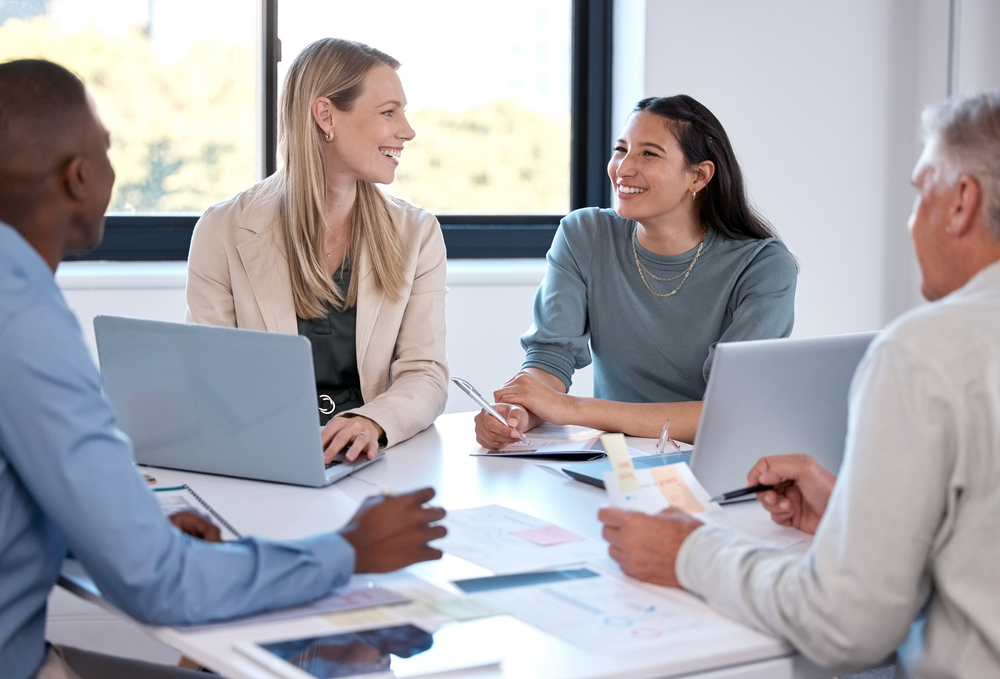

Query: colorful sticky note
left=600, top=433, right=640, bottom=492
left=648, top=465, right=704, bottom=514
left=510, top=524, right=586, bottom=546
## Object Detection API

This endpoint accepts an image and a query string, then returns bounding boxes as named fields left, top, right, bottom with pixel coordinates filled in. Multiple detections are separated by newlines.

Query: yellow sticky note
left=648, top=465, right=704, bottom=514
left=600, top=433, right=640, bottom=492
left=322, top=607, right=397, bottom=629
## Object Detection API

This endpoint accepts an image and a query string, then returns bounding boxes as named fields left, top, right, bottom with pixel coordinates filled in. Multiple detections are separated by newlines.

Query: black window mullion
left=262, top=0, right=279, bottom=179
left=71, top=0, right=612, bottom=262
left=571, top=0, right=614, bottom=211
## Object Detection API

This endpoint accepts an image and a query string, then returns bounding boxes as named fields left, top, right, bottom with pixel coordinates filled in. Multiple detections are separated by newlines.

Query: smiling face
left=607, top=111, right=703, bottom=227
left=324, top=64, right=414, bottom=185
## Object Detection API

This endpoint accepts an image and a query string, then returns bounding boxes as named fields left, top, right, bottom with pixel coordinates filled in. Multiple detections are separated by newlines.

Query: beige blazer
left=185, top=178, right=449, bottom=447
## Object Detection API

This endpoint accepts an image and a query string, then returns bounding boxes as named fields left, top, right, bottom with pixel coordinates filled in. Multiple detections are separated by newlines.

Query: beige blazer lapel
left=236, top=224, right=298, bottom=335
left=354, top=250, right=386, bottom=389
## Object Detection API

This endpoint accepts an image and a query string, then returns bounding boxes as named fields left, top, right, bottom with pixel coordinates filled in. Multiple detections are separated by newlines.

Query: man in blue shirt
left=0, top=59, right=447, bottom=679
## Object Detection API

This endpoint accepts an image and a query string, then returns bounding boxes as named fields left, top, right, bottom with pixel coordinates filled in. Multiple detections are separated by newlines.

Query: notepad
left=154, top=484, right=241, bottom=541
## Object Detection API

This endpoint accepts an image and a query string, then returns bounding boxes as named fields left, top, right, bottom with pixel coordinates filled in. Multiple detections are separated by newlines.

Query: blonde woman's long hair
left=278, top=38, right=407, bottom=319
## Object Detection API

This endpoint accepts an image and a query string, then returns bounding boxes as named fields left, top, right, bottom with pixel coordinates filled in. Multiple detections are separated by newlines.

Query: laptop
left=688, top=332, right=877, bottom=497
left=93, top=315, right=382, bottom=487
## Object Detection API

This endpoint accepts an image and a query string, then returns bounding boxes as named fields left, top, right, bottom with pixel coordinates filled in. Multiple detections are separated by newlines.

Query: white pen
left=452, top=376, right=529, bottom=444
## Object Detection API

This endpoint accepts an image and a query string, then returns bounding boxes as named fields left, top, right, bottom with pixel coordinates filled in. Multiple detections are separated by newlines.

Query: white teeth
left=380, top=148, right=401, bottom=159
left=618, top=185, right=646, bottom=194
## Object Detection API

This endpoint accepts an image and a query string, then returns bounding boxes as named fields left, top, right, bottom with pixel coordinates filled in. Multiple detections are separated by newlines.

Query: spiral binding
left=184, top=484, right=243, bottom=539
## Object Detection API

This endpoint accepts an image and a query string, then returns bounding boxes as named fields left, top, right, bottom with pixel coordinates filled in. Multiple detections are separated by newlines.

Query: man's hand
left=598, top=507, right=703, bottom=587
left=747, top=454, right=836, bottom=535
left=474, top=403, right=529, bottom=449
left=169, top=511, right=222, bottom=542
left=340, top=487, right=446, bottom=573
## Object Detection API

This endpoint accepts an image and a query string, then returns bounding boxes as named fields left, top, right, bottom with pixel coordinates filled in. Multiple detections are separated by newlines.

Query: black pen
left=710, top=480, right=793, bottom=503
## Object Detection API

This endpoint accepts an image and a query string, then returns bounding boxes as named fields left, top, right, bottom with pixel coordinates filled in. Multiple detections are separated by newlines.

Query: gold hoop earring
left=325, top=130, right=334, bottom=142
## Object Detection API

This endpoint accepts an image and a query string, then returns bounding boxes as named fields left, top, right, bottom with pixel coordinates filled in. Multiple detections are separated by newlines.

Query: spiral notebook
left=154, top=484, right=241, bottom=541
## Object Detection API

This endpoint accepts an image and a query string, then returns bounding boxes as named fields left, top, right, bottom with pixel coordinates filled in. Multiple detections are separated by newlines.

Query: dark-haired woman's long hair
left=635, top=95, right=778, bottom=241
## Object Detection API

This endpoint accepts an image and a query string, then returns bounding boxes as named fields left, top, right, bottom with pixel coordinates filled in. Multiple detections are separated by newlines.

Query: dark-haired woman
left=475, top=95, right=796, bottom=448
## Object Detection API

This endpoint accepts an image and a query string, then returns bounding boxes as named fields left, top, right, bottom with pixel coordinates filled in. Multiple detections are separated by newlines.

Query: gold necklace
left=632, top=226, right=707, bottom=298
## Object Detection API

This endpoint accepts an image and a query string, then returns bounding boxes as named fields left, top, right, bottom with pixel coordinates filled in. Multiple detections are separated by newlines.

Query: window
left=0, top=0, right=611, bottom=260
left=281, top=0, right=572, bottom=215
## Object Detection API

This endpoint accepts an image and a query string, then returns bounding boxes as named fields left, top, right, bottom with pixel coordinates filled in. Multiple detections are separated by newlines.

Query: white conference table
left=60, top=412, right=830, bottom=679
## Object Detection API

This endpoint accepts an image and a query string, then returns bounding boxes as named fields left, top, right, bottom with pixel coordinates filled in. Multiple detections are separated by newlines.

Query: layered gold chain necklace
left=631, top=225, right=708, bottom=298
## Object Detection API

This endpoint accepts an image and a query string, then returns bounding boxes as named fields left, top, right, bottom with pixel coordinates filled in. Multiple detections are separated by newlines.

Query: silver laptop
left=93, top=315, right=381, bottom=487
left=690, top=332, right=878, bottom=497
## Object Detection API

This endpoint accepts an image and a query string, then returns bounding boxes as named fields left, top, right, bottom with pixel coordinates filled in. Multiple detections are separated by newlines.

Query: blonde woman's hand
left=322, top=415, right=383, bottom=463
left=493, top=371, right=578, bottom=426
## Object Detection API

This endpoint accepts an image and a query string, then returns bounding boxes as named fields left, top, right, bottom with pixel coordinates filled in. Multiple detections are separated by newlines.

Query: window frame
left=65, top=0, right=612, bottom=262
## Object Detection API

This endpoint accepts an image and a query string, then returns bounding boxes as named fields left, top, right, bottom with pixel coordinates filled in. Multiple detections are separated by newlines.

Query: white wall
left=626, top=0, right=958, bottom=337
left=57, top=260, right=595, bottom=414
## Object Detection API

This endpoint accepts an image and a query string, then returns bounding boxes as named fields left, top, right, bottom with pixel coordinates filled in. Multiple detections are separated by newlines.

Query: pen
left=709, top=480, right=793, bottom=503
left=452, top=376, right=529, bottom=444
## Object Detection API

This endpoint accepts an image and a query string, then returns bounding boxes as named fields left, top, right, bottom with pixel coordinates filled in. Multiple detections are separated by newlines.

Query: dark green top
left=297, top=259, right=363, bottom=425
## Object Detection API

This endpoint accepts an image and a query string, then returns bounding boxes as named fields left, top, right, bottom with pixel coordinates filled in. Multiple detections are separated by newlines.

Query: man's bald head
left=0, top=60, right=90, bottom=184
left=0, top=59, right=115, bottom=269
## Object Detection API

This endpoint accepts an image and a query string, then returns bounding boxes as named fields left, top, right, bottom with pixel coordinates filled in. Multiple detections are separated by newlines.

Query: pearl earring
left=692, top=191, right=697, bottom=200
left=325, top=130, right=334, bottom=142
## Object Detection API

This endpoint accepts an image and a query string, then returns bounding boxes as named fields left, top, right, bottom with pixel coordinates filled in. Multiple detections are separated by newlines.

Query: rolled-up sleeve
left=703, top=240, right=796, bottom=380
left=520, top=216, right=598, bottom=390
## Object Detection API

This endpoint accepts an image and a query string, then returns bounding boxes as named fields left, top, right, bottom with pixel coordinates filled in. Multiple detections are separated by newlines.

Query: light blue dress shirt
left=0, top=223, right=355, bottom=679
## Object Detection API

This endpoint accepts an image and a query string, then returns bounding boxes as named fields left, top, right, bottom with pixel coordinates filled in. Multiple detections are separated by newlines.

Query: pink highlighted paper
left=510, top=525, right=586, bottom=547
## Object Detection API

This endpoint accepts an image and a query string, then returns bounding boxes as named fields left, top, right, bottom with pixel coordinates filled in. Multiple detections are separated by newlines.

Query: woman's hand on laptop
left=323, top=415, right=384, bottom=463
left=748, top=454, right=836, bottom=535
left=340, top=488, right=447, bottom=573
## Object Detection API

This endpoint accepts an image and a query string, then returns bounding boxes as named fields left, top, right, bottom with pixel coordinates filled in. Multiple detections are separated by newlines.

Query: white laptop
left=93, top=315, right=382, bottom=487
left=689, top=332, right=878, bottom=497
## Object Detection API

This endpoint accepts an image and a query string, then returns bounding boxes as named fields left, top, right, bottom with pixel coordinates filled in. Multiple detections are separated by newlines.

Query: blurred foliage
left=0, top=15, right=256, bottom=213
left=392, top=100, right=570, bottom=214
left=0, top=15, right=570, bottom=215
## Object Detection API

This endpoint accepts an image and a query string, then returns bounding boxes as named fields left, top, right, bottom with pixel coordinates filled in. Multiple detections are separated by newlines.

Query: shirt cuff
left=300, top=533, right=356, bottom=590
left=675, top=523, right=739, bottom=595
left=522, top=347, right=577, bottom=390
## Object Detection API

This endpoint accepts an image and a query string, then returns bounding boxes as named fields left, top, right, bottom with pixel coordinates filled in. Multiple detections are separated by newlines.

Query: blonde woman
left=187, top=38, right=448, bottom=462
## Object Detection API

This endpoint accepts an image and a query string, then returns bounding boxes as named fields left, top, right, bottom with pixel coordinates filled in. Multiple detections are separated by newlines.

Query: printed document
left=435, top=505, right=605, bottom=574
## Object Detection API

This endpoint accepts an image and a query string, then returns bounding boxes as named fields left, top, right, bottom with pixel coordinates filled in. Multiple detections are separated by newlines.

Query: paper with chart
left=603, top=463, right=722, bottom=520
left=472, top=422, right=605, bottom=456
left=435, top=505, right=605, bottom=574
left=601, top=434, right=807, bottom=548
left=601, top=432, right=720, bottom=519
left=472, top=567, right=750, bottom=652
